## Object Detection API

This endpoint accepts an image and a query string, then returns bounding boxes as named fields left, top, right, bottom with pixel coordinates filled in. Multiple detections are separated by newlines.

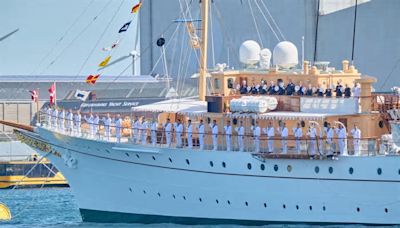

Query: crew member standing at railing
left=151, top=119, right=158, bottom=146
left=335, top=124, right=348, bottom=156
left=94, top=114, right=100, bottom=138
left=164, top=118, right=172, bottom=147
left=59, top=108, right=65, bottom=132
left=292, top=122, right=303, bottom=154
left=252, top=121, right=261, bottom=153
left=351, top=124, right=361, bottom=156
left=46, top=106, right=52, bottom=127
left=197, top=119, right=205, bottom=150
left=224, top=120, right=232, bottom=151
left=84, top=113, right=95, bottom=138
left=132, top=116, right=140, bottom=144
left=174, top=119, right=183, bottom=148
left=115, top=114, right=122, bottom=143
left=235, top=120, right=245, bottom=152
left=141, top=118, right=149, bottom=145
left=103, top=113, right=112, bottom=141
left=326, top=123, right=334, bottom=156
left=187, top=119, right=193, bottom=149
left=307, top=123, right=317, bottom=156
left=74, top=111, right=82, bottom=136
left=352, top=82, right=361, bottom=113
left=278, top=122, right=288, bottom=154
left=66, top=109, right=74, bottom=135
left=211, top=120, right=218, bottom=151
left=263, top=122, right=275, bottom=153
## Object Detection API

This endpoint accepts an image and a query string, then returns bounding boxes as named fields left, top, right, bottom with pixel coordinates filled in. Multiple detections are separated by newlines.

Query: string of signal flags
left=86, top=0, right=143, bottom=85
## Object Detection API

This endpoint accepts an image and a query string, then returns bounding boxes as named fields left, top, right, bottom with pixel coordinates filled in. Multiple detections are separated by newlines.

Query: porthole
left=377, top=168, right=382, bottom=175
left=157, top=192, right=161, bottom=197
left=264, top=203, right=267, bottom=208
left=296, top=205, right=299, bottom=210
left=287, top=165, right=292, bottom=172
left=136, top=154, right=140, bottom=159
left=357, top=207, right=360, bottom=212
left=398, top=169, right=400, bottom=175
left=125, top=152, right=130, bottom=157
left=349, top=167, right=354, bottom=174
left=245, top=202, right=249, bottom=206
left=199, top=198, right=202, bottom=202
left=227, top=200, right=231, bottom=205
left=129, top=187, right=132, bottom=192
left=283, top=204, right=286, bottom=209
left=169, top=158, right=172, bottom=163
left=323, top=206, right=326, bottom=211
left=216, top=199, right=219, bottom=204
left=210, top=161, right=214, bottom=167
left=309, top=206, right=313, bottom=211
left=143, top=190, right=146, bottom=194
left=315, top=166, right=320, bottom=173
left=260, top=164, right=265, bottom=171
left=328, top=167, right=333, bottom=174
left=300, top=121, right=305, bottom=127
left=152, top=156, right=156, bottom=160
left=247, top=163, right=252, bottom=170
left=222, top=162, right=226, bottom=168
left=173, top=194, right=176, bottom=199
left=274, top=164, right=279, bottom=172
left=385, top=208, right=388, bottom=213
left=183, top=196, right=186, bottom=200
left=186, top=159, right=190, bottom=165
left=378, top=120, right=384, bottom=128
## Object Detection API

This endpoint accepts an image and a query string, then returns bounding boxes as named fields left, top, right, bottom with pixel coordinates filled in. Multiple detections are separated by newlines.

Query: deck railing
left=37, top=112, right=393, bottom=157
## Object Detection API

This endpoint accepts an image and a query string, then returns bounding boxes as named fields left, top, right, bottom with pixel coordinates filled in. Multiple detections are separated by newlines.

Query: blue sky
left=0, top=0, right=140, bottom=76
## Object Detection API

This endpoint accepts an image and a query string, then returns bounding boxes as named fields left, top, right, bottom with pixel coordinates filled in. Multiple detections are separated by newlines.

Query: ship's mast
left=199, top=0, right=209, bottom=101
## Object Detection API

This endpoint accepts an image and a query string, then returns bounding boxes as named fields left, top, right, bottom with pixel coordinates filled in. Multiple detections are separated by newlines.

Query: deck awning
left=131, top=98, right=207, bottom=116
left=226, top=111, right=335, bottom=121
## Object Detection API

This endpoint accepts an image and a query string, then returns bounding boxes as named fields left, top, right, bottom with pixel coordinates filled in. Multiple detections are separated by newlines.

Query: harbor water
left=0, top=188, right=395, bottom=227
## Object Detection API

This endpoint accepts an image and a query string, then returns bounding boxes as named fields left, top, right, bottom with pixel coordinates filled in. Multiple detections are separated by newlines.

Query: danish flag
left=29, top=90, right=38, bottom=102
left=48, top=82, right=56, bottom=105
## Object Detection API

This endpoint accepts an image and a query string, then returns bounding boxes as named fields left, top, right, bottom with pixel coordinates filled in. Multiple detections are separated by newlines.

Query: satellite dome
left=259, top=48, right=272, bottom=69
left=273, top=41, right=299, bottom=68
left=239, top=40, right=261, bottom=65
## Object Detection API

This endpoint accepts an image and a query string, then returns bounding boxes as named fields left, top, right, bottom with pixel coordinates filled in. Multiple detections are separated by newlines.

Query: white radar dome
left=239, top=40, right=261, bottom=65
left=273, top=41, right=299, bottom=68
left=259, top=48, right=272, bottom=69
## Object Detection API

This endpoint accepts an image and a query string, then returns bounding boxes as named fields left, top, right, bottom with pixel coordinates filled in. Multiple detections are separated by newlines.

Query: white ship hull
left=21, top=128, right=400, bottom=225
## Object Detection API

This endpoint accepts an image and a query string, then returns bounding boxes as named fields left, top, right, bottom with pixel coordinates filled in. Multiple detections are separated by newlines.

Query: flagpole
left=54, top=81, right=57, bottom=108
left=36, top=88, right=40, bottom=125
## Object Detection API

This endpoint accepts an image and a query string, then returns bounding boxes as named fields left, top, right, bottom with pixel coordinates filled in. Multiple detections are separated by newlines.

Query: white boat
left=8, top=0, right=400, bottom=225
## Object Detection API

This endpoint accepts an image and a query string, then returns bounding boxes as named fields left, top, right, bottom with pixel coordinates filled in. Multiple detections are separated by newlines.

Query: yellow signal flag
left=98, top=56, right=111, bottom=67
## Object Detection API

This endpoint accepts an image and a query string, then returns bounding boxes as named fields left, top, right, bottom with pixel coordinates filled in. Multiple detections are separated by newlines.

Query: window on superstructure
left=214, top=79, right=221, bottom=89
left=227, top=78, right=234, bottom=89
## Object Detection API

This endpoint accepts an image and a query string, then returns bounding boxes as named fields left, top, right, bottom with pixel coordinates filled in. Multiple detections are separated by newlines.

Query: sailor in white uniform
left=115, top=114, right=123, bottom=143
left=174, top=119, right=183, bottom=147
left=187, top=119, right=193, bottom=149
left=352, top=83, right=361, bottom=113
left=307, top=124, right=317, bottom=155
left=325, top=123, right=334, bottom=156
left=74, top=111, right=82, bottom=136
left=197, top=120, right=205, bottom=149
left=224, top=120, right=232, bottom=151
left=164, top=118, right=172, bottom=147
left=141, top=119, right=148, bottom=145
left=292, top=122, right=303, bottom=154
left=335, top=124, right=348, bottom=156
left=51, top=107, right=58, bottom=130
left=93, top=114, right=100, bottom=138
left=252, top=121, right=261, bottom=153
left=350, top=124, right=361, bottom=156
left=210, top=120, right=219, bottom=150
left=66, top=109, right=74, bottom=135
left=103, top=113, right=112, bottom=141
left=235, top=120, right=245, bottom=152
left=46, top=106, right=52, bottom=128
left=84, top=113, right=94, bottom=138
left=278, top=122, right=289, bottom=154
left=151, top=119, right=158, bottom=146
left=132, top=117, right=140, bottom=144
left=58, top=108, right=65, bottom=133
left=263, top=122, right=275, bottom=153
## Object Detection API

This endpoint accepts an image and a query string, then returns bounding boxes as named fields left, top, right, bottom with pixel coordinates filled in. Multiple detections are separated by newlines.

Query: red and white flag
left=29, top=90, right=38, bottom=102
left=48, top=82, right=56, bottom=105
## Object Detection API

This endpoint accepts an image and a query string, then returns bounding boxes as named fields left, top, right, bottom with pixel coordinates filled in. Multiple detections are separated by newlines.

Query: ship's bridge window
left=227, top=78, right=234, bottom=89
left=214, top=78, right=221, bottom=89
